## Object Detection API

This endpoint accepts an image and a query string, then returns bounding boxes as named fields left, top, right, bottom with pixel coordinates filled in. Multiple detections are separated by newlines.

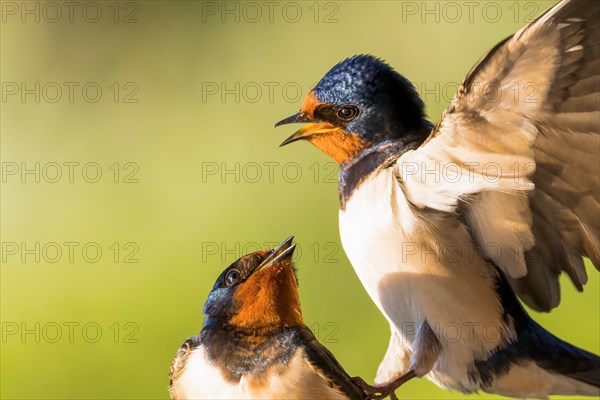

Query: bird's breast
left=170, top=345, right=348, bottom=399
left=339, top=167, right=510, bottom=377
left=339, top=168, right=423, bottom=314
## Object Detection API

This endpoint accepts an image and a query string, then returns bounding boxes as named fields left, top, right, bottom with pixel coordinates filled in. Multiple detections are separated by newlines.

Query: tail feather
left=568, top=367, right=600, bottom=390
left=488, top=270, right=600, bottom=397
left=526, top=319, right=600, bottom=395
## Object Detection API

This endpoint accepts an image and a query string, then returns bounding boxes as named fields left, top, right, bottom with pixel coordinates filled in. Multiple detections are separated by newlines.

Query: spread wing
left=169, top=335, right=201, bottom=387
left=298, top=326, right=366, bottom=400
left=399, top=0, right=600, bottom=311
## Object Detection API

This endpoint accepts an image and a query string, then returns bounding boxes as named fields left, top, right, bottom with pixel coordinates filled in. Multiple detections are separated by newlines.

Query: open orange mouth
left=280, top=123, right=339, bottom=146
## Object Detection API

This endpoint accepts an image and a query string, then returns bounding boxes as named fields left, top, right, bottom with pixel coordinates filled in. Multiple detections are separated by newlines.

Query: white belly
left=339, top=168, right=510, bottom=390
left=170, top=346, right=348, bottom=400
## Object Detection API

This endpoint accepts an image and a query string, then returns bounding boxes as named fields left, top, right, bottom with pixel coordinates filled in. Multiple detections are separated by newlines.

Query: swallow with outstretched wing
left=276, top=0, right=600, bottom=397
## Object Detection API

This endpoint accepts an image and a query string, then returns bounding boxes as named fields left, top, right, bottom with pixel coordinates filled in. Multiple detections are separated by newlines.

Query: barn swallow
left=169, top=237, right=367, bottom=399
left=276, top=0, right=600, bottom=398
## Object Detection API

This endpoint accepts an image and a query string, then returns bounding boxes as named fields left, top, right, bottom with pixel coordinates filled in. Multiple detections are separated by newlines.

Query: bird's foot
left=351, top=376, right=376, bottom=395
left=352, top=370, right=416, bottom=400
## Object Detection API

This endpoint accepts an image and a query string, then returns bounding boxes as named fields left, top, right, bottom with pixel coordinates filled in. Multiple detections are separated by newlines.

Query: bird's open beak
left=275, top=113, right=336, bottom=147
left=257, top=236, right=296, bottom=270
left=274, top=112, right=312, bottom=127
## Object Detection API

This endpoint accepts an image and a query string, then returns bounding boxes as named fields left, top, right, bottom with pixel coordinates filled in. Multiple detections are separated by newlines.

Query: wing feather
left=400, top=0, right=600, bottom=311
left=297, top=326, right=366, bottom=400
left=169, top=336, right=201, bottom=387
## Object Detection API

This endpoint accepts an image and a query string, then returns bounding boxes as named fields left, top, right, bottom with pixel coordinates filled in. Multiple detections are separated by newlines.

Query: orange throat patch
left=229, top=263, right=304, bottom=330
left=308, top=130, right=370, bottom=164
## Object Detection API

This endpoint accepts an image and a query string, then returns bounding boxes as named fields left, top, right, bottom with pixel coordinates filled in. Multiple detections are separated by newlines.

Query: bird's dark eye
left=225, top=269, right=240, bottom=287
left=337, top=105, right=359, bottom=121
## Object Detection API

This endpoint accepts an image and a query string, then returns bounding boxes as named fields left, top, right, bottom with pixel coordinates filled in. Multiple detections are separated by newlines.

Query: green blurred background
left=1, top=1, right=598, bottom=399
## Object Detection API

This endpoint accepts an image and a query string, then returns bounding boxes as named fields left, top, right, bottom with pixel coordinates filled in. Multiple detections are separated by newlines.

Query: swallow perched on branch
left=277, top=0, right=600, bottom=397
left=169, top=237, right=367, bottom=399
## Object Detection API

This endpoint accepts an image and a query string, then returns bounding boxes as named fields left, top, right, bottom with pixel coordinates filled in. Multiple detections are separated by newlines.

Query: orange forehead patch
left=309, top=130, right=370, bottom=164
left=229, top=262, right=303, bottom=330
left=301, top=90, right=322, bottom=117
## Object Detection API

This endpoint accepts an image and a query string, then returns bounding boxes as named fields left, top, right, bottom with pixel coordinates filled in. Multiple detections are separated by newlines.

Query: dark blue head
left=276, top=55, right=430, bottom=164
left=201, top=237, right=303, bottom=331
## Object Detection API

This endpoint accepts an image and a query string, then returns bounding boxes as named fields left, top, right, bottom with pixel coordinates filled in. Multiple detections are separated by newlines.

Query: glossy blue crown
left=313, top=54, right=414, bottom=106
